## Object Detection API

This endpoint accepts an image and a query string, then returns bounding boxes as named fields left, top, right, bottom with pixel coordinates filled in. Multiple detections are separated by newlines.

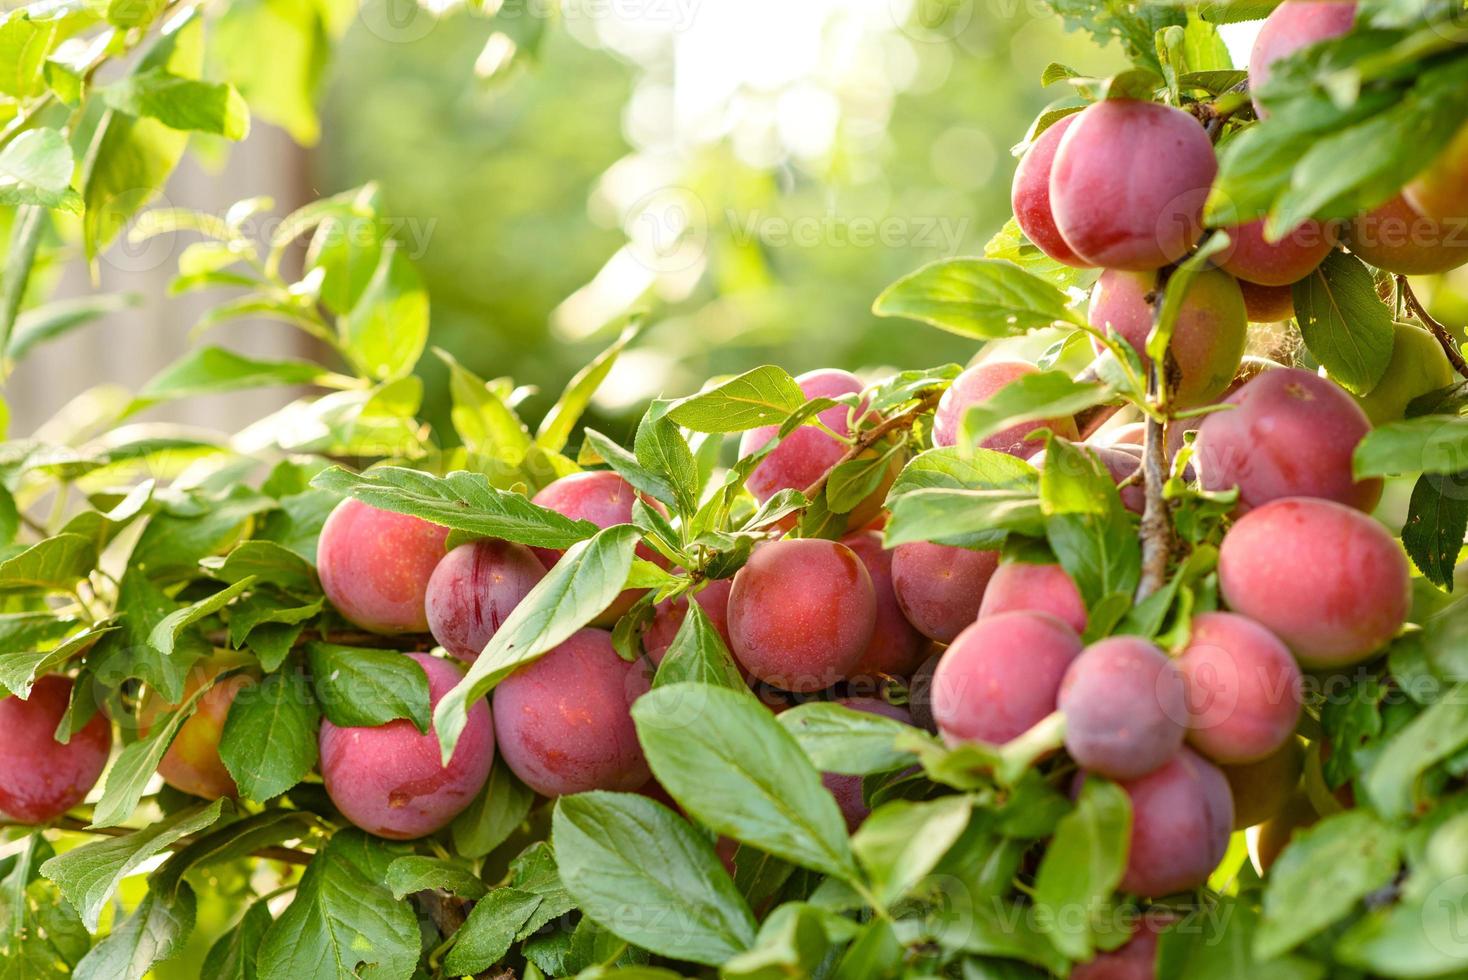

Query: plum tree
left=1195, top=367, right=1381, bottom=512
left=317, top=498, right=449, bottom=633
left=1238, top=279, right=1296, bottom=323
left=1011, top=112, right=1087, bottom=266
left=1059, top=637, right=1187, bottom=779
left=1346, top=193, right=1468, bottom=275
left=1249, top=1, right=1358, bottom=112
left=493, top=629, right=651, bottom=796
left=1349, top=321, right=1455, bottom=424
left=1031, top=445, right=1145, bottom=514
left=141, top=663, right=256, bottom=800
left=1049, top=99, right=1217, bottom=270
left=1113, top=748, right=1234, bottom=896
left=1223, top=738, right=1304, bottom=830
left=1218, top=497, right=1411, bottom=667
left=1177, top=612, right=1303, bottom=765
left=933, top=360, right=1079, bottom=454
left=841, top=531, right=926, bottom=678
left=889, top=540, right=998, bottom=643
left=1088, top=267, right=1247, bottom=408
left=822, top=698, right=913, bottom=830
left=642, top=578, right=734, bottom=663
left=531, top=471, right=663, bottom=623
left=1406, top=124, right=1468, bottom=223
left=0, top=675, right=111, bottom=824
left=425, top=538, right=546, bottom=662
left=978, top=561, right=1087, bottom=635
left=738, top=369, right=865, bottom=504
left=727, top=539, right=876, bottom=691
left=1218, top=218, right=1336, bottom=286
left=932, top=611, right=1082, bottom=746
left=319, top=653, right=494, bottom=840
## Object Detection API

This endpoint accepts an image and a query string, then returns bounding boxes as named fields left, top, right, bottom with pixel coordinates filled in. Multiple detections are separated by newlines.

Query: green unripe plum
left=1223, top=738, right=1304, bottom=830
left=1088, top=268, right=1248, bottom=409
left=140, top=658, right=256, bottom=801
left=1350, top=321, right=1455, bottom=424
left=1238, top=279, right=1296, bottom=323
left=1406, top=124, right=1468, bottom=224
left=1347, top=194, right=1468, bottom=275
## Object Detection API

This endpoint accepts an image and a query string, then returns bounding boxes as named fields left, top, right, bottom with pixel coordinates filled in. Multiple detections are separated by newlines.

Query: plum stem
left=1397, top=275, right=1468, bottom=380
left=1136, top=266, right=1179, bottom=602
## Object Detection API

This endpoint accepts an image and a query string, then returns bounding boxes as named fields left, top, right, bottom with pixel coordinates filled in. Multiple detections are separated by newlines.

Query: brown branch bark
left=1135, top=267, right=1179, bottom=602
left=1398, top=275, right=1468, bottom=380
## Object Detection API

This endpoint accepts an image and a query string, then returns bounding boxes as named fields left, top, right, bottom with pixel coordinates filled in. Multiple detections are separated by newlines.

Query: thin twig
left=203, top=627, right=433, bottom=651
left=0, top=815, right=316, bottom=866
left=1398, top=275, right=1468, bottom=380
left=796, top=387, right=946, bottom=504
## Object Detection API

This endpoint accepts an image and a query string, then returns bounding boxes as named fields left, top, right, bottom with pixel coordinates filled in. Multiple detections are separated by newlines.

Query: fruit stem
left=790, top=386, right=945, bottom=511
left=1397, top=275, right=1468, bottom=380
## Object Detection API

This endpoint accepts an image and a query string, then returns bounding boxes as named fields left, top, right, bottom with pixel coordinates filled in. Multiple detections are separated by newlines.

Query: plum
left=425, top=538, right=546, bottom=662
left=1217, top=218, right=1336, bottom=286
left=1218, top=497, right=1411, bottom=667
left=890, top=541, right=998, bottom=643
left=1177, top=612, right=1303, bottom=765
left=932, top=611, right=1082, bottom=746
left=1406, top=124, right=1468, bottom=223
left=1195, top=367, right=1381, bottom=513
left=1011, top=112, right=1088, bottom=266
left=1239, top=279, right=1296, bottom=323
left=842, top=531, right=927, bottom=678
left=493, top=629, right=650, bottom=796
left=1249, top=792, right=1319, bottom=874
left=1031, top=444, right=1144, bottom=514
left=319, top=652, right=494, bottom=840
left=318, top=498, right=449, bottom=634
left=1350, top=321, right=1455, bottom=424
left=1087, top=267, right=1247, bottom=409
left=978, top=561, right=1087, bottom=636
left=142, top=664, right=255, bottom=800
left=1249, top=2, right=1357, bottom=112
left=933, top=360, right=1080, bottom=454
left=643, top=578, right=734, bottom=663
left=727, top=538, right=876, bottom=692
left=1050, top=99, right=1216, bottom=270
left=1113, top=747, right=1233, bottom=896
left=822, top=697, right=913, bottom=831
left=1070, top=913, right=1175, bottom=979
left=1223, top=738, right=1304, bottom=830
left=738, top=369, right=865, bottom=504
left=1347, top=194, right=1468, bottom=275
left=1060, top=637, right=1188, bottom=780
left=0, top=675, right=110, bottom=823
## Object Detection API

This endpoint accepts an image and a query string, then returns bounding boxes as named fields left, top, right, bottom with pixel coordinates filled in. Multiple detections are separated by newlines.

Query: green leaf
left=652, top=598, right=745, bottom=691
left=872, top=258, right=1084, bottom=339
left=451, top=756, right=534, bottom=859
left=1255, top=810, right=1402, bottom=959
left=722, top=902, right=837, bottom=980
left=826, top=438, right=905, bottom=515
left=106, top=0, right=167, bottom=28
left=256, top=830, right=420, bottom=980
left=1033, top=778, right=1130, bottom=960
left=130, top=487, right=276, bottom=579
left=1355, top=416, right=1468, bottom=478
left=384, top=856, right=487, bottom=900
left=227, top=593, right=322, bottom=653
left=41, top=800, right=225, bottom=930
left=8, top=292, right=141, bottom=361
left=91, top=680, right=223, bottom=828
left=884, top=488, right=1044, bottom=549
left=632, top=683, right=859, bottom=881
left=0, top=205, right=47, bottom=361
left=0, top=533, right=96, bottom=594
left=71, top=886, right=195, bottom=980
left=87, top=569, right=208, bottom=704
left=310, top=466, right=595, bottom=550
left=339, top=243, right=428, bottom=381
left=102, top=68, right=249, bottom=139
left=666, top=366, right=806, bottom=433
left=1364, top=682, right=1468, bottom=818
left=219, top=664, right=320, bottom=803
left=957, top=372, right=1111, bottom=450
left=851, top=795, right=973, bottom=906
left=890, top=446, right=1039, bottom=497
left=153, top=810, right=317, bottom=899
left=436, top=347, right=531, bottom=463
left=210, top=540, right=320, bottom=596
left=1402, top=473, right=1468, bottom=591
left=1041, top=438, right=1141, bottom=607
left=212, top=0, right=331, bottom=144
left=634, top=405, right=699, bottom=518
left=202, top=900, right=272, bottom=980
left=554, top=791, right=757, bottom=965
left=1291, top=252, right=1394, bottom=396
left=434, top=525, right=640, bottom=761
left=307, top=643, right=431, bottom=732
left=0, top=624, right=115, bottom=698
left=148, top=577, right=257, bottom=658
left=137, top=346, right=325, bottom=405
left=1156, top=895, right=1324, bottom=980
left=536, top=320, right=640, bottom=451
left=777, top=701, right=924, bottom=776
left=442, top=887, right=542, bottom=976
left=0, top=129, right=80, bottom=211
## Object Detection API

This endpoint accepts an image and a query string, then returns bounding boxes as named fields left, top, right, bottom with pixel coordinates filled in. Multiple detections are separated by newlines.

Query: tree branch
left=1398, top=275, right=1468, bottom=380
left=204, top=626, right=433, bottom=652
left=794, top=387, right=946, bottom=505
left=1135, top=267, right=1179, bottom=602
